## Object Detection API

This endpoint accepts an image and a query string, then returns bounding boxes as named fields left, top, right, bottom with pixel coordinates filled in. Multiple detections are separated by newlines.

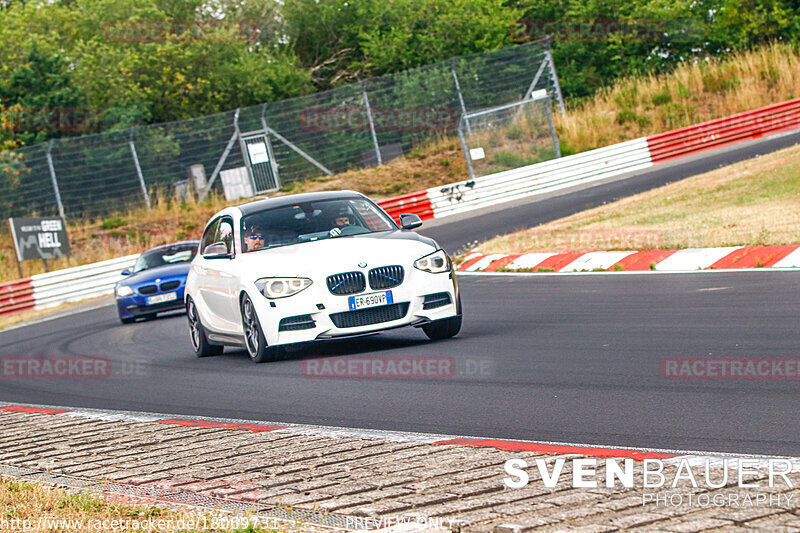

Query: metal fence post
left=545, top=101, right=562, bottom=158
left=129, top=130, right=151, bottom=210
left=362, top=81, right=382, bottom=166
left=545, top=37, right=566, bottom=116
left=199, top=109, right=240, bottom=202
left=260, top=104, right=281, bottom=186
left=451, top=58, right=471, bottom=135
left=457, top=121, right=476, bottom=181
left=45, top=140, right=65, bottom=219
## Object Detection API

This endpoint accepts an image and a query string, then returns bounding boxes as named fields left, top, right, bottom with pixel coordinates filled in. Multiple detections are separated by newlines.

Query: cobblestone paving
left=2, top=410, right=799, bottom=532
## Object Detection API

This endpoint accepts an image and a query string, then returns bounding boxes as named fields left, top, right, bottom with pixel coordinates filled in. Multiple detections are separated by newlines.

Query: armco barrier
left=0, top=254, right=140, bottom=318
left=429, top=137, right=652, bottom=218
left=30, top=254, right=139, bottom=310
left=378, top=190, right=434, bottom=221
left=647, top=97, right=800, bottom=163
left=0, top=278, right=34, bottom=317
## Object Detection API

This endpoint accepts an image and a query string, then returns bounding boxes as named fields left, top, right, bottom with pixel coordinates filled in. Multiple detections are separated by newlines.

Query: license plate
left=146, top=292, right=178, bottom=305
left=349, top=291, right=393, bottom=310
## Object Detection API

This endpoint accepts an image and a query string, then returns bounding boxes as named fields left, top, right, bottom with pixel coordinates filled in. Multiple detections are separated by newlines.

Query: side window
left=200, top=218, right=220, bottom=254
left=215, top=217, right=235, bottom=254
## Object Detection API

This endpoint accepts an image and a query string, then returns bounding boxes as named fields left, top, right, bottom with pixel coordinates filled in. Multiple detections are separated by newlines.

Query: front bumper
left=250, top=268, right=459, bottom=346
left=116, top=288, right=187, bottom=319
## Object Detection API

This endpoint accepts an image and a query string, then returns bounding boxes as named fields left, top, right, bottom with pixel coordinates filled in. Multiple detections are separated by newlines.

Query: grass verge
left=0, top=477, right=295, bottom=532
left=471, top=143, right=800, bottom=255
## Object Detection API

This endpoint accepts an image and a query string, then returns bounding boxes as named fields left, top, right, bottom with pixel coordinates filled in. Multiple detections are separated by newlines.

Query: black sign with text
left=9, top=217, right=72, bottom=261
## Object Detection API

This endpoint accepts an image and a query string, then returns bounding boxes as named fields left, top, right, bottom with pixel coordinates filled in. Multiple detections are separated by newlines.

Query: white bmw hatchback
left=185, top=191, right=462, bottom=362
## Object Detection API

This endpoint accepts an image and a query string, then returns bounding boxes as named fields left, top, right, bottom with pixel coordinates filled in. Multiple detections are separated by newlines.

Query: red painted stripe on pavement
left=484, top=254, right=522, bottom=272
left=434, top=438, right=677, bottom=460
left=157, top=419, right=287, bottom=433
left=457, top=254, right=487, bottom=271
left=710, top=245, right=800, bottom=269
left=0, top=405, right=70, bottom=415
left=612, top=249, right=678, bottom=271
left=534, top=252, right=584, bottom=272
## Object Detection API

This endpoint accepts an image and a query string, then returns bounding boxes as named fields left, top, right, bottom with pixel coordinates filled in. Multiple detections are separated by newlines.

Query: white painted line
left=655, top=247, right=742, bottom=271
left=559, top=251, right=637, bottom=272
left=773, top=247, right=800, bottom=268
left=506, top=253, right=557, bottom=270
left=463, top=254, right=506, bottom=272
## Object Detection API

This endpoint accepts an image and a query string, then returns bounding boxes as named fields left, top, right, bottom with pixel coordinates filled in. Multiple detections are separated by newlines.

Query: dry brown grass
left=474, top=143, right=800, bottom=255
left=279, top=136, right=467, bottom=196
left=0, top=477, right=292, bottom=532
left=555, top=43, right=800, bottom=153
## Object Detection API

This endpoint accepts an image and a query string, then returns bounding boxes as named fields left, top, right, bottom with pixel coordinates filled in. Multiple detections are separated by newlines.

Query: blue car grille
left=160, top=280, right=180, bottom=291
left=138, top=285, right=158, bottom=295
left=368, top=265, right=404, bottom=290
left=327, top=272, right=365, bottom=295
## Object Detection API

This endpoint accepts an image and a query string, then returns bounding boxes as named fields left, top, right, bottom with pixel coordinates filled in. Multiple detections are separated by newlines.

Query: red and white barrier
left=380, top=97, right=800, bottom=222
left=458, top=245, right=800, bottom=273
left=0, top=254, right=139, bottom=317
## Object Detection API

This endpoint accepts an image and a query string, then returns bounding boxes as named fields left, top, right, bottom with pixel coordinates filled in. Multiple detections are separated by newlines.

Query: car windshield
left=133, top=243, right=198, bottom=273
left=241, top=198, right=397, bottom=252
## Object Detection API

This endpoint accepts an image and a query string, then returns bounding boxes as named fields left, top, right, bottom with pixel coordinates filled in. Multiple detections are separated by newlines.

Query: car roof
left=236, top=190, right=367, bottom=216
left=143, top=240, right=200, bottom=253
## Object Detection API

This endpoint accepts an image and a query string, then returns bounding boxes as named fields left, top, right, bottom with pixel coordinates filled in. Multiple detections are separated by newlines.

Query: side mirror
left=399, top=213, right=423, bottom=230
left=121, top=269, right=131, bottom=276
left=203, top=242, right=232, bottom=259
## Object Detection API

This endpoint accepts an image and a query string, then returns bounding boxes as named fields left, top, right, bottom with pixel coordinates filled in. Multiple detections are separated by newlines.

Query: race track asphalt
left=2, top=272, right=799, bottom=456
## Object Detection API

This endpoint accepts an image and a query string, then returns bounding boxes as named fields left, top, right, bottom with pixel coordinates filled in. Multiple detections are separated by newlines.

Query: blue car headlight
left=116, top=285, right=134, bottom=298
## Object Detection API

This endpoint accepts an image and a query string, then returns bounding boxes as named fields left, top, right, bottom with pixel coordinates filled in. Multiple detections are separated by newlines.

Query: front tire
left=187, top=298, right=223, bottom=357
left=422, top=294, right=462, bottom=340
left=241, top=294, right=277, bottom=363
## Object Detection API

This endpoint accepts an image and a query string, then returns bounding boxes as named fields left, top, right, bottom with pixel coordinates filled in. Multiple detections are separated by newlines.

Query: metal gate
left=240, top=132, right=280, bottom=194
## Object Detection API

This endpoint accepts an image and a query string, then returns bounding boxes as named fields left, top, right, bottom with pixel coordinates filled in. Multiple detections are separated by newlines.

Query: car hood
left=120, top=262, right=192, bottom=286
left=235, top=231, right=439, bottom=279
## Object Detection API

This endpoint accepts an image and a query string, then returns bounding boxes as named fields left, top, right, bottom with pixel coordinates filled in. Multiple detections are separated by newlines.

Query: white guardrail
left=30, top=254, right=139, bottom=310
left=428, top=137, right=653, bottom=218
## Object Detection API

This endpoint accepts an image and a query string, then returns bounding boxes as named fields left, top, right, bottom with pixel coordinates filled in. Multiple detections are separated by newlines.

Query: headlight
left=116, top=285, right=134, bottom=297
left=255, top=277, right=312, bottom=299
left=414, top=249, right=450, bottom=273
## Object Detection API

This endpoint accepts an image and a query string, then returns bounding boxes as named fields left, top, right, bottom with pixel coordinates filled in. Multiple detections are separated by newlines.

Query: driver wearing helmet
left=329, top=207, right=354, bottom=237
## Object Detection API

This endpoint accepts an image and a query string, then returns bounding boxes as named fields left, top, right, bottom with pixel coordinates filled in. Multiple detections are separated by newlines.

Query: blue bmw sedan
left=115, top=241, right=199, bottom=324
